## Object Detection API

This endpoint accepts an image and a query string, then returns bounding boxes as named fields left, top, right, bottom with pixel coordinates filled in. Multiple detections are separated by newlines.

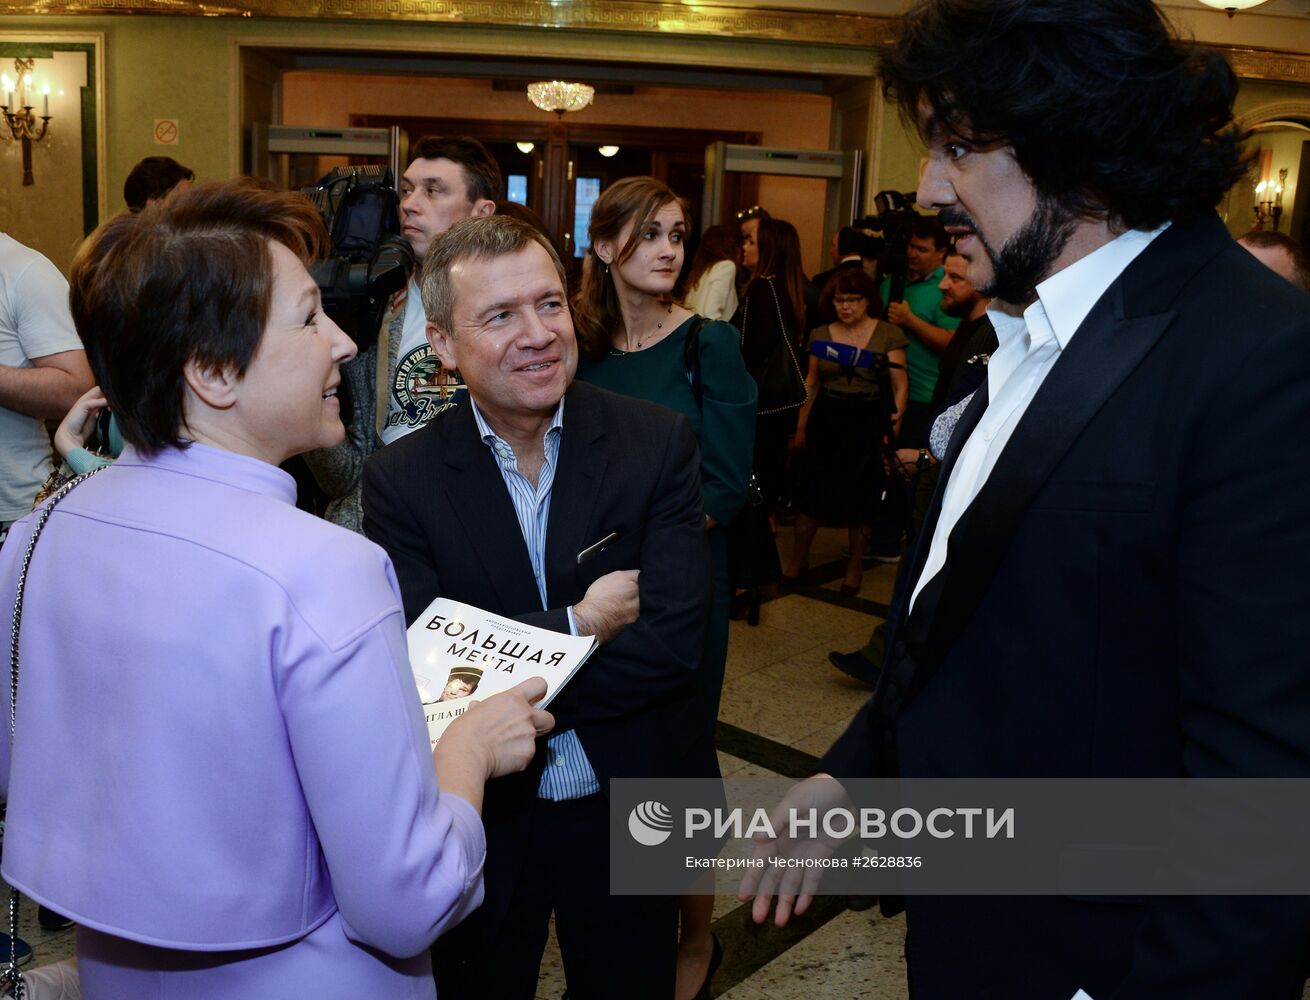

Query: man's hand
left=738, top=774, right=856, bottom=927
left=435, top=677, right=555, bottom=809
left=894, top=447, right=935, bottom=481
left=885, top=300, right=914, bottom=327
left=573, top=569, right=640, bottom=644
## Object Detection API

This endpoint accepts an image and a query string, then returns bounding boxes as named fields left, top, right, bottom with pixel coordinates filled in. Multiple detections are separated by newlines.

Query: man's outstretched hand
left=737, top=773, right=856, bottom=927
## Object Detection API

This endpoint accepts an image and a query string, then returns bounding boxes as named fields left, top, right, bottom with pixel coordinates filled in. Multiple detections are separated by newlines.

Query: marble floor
left=533, top=523, right=914, bottom=999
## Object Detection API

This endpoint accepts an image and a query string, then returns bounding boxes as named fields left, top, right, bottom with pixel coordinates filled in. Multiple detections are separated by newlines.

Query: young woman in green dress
left=572, top=175, right=756, bottom=1000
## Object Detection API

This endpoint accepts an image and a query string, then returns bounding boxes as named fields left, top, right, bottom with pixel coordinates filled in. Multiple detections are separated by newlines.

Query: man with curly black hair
left=747, top=1, right=1310, bottom=997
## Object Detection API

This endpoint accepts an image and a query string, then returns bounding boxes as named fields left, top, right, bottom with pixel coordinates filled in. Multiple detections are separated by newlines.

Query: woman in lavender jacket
left=0, top=181, right=553, bottom=999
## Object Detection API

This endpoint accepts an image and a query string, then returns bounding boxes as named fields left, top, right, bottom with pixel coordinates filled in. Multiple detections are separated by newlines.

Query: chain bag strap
left=5, top=467, right=106, bottom=998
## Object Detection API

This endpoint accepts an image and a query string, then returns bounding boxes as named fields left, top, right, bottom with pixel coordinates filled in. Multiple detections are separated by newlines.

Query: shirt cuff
left=566, top=605, right=579, bottom=636
left=66, top=447, right=112, bottom=475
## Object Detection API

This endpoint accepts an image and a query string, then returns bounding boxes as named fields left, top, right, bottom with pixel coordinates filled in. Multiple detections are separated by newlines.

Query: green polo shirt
left=881, top=266, right=959, bottom=403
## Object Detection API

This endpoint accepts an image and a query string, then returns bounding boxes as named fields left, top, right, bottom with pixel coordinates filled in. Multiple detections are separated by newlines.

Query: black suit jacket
left=363, top=379, right=714, bottom=803
left=821, top=213, right=1310, bottom=998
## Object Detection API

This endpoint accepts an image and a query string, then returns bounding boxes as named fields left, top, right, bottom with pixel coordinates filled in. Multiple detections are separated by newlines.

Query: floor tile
left=723, top=909, right=908, bottom=1000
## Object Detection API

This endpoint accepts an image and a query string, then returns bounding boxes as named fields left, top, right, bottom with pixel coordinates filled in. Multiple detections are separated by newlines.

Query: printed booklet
left=407, top=596, right=598, bottom=746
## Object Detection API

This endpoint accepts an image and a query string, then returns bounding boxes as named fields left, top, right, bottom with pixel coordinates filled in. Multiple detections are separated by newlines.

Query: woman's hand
left=53, top=385, right=108, bottom=460
left=437, top=676, right=555, bottom=786
left=433, top=678, right=555, bottom=811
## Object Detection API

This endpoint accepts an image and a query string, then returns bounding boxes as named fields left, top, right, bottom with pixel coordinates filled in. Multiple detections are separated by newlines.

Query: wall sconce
left=1254, top=167, right=1288, bottom=231
left=1, top=58, right=53, bottom=187
left=597, top=145, right=620, bottom=158
left=516, top=141, right=535, bottom=154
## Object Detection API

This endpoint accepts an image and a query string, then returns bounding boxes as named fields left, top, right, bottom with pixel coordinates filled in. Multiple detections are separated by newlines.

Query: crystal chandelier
left=526, top=81, right=595, bottom=115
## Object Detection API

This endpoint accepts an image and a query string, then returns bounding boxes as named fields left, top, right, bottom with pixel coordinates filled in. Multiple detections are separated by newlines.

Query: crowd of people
left=3, top=0, right=1310, bottom=996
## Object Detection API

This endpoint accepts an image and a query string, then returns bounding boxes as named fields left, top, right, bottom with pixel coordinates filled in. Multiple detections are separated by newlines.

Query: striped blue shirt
left=470, top=399, right=601, bottom=801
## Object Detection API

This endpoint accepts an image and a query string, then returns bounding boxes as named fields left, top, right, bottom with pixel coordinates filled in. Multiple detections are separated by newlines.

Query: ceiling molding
left=1222, top=46, right=1310, bottom=84
left=4, top=0, right=896, bottom=49
left=1235, top=99, right=1310, bottom=128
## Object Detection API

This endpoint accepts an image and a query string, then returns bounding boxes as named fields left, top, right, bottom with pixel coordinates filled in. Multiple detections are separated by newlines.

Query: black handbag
left=724, top=476, right=782, bottom=590
left=740, top=278, right=807, bottom=415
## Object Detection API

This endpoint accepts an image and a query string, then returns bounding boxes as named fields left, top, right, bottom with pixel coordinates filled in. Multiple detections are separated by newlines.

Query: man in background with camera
left=305, top=135, right=500, bottom=531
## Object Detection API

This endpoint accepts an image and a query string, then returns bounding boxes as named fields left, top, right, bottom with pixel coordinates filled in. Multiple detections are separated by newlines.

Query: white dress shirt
left=909, top=225, right=1167, bottom=611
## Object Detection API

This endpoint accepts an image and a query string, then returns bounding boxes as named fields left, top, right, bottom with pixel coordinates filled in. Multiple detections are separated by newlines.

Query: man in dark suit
left=745, top=1, right=1310, bottom=997
left=811, top=226, right=870, bottom=308
left=362, top=215, right=712, bottom=1000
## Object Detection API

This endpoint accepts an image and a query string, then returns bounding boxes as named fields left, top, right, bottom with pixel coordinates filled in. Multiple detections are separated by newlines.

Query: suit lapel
left=899, top=213, right=1235, bottom=688
left=544, top=384, right=607, bottom=605
left=436, top=404, right=543, bottom=612
left=898, top=383, right=990, bottom=614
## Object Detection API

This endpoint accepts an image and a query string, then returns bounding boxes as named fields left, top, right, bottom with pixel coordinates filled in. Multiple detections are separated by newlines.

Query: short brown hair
left=1239, top=229, right=1310, bottom=293
left=820, top=267, right=883, bottom=319
left=420, top=215, right=567, bottom=337
left=70, top=179, right=327, bottom=455
left=409, top=136, right=504, bottom=203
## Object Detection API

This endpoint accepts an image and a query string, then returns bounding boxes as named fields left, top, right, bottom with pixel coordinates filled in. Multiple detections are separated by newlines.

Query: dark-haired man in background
left=750, top=0, right=1310, bottom=996
left=122, top=156, right=194, bottom=213
left=813, top=226, right=868, bottom=296
left=305, top=135, right=500, bottom=531
left=881, top=214, right=958, bottom=447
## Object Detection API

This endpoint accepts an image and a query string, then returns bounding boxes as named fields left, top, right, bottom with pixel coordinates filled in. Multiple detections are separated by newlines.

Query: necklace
left=616, top=303, right=673, bottom=353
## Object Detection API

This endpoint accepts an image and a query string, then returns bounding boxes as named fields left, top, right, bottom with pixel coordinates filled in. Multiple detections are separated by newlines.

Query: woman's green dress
left=576, top=316, right=756, bottom=719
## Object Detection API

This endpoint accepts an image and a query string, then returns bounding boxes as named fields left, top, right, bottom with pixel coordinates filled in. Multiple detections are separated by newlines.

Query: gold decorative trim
left=1235, top=100, right=1310, bottom=131
left=5, top=0, right=895, bottom=48
left=1221, top=46, right=1310, bottom=86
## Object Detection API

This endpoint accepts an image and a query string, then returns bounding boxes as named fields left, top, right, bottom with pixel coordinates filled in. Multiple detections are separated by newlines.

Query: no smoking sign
left=153, top=119, right=179, bottom=145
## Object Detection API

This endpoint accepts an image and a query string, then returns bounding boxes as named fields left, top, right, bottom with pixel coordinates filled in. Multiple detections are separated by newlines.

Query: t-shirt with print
left=0, top=234, right=84, bottom=521
left=380, top=279, right=459, bottom=444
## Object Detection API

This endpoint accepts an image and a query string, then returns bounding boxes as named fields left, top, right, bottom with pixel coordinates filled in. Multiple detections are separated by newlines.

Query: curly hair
left=884, top=0, right=1251, bottom=230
